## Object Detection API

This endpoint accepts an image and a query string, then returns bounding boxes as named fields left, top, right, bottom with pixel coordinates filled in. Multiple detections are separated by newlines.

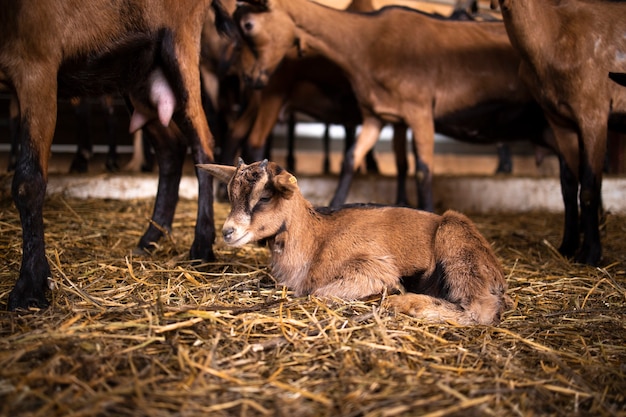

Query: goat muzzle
left=222, top=227, right=235, bottom=243
left=243, top=73, right=268, bottom=90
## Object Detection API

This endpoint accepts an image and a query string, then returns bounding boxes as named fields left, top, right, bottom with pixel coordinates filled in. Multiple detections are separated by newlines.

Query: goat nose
left=222, top=227, right=234, bottom=242
left=252, top=78, right=266, bottom=90
left=244, top=73, right=266, bottom=90
left=243, top=74, right=255, bottom=87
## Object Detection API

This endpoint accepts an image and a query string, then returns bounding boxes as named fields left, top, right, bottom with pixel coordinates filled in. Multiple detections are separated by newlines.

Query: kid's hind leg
left=387, top=211, right=511, bottom=325
left=385, top=293, right=475, bottom=325
left=433, top=211, right=511, bottom=325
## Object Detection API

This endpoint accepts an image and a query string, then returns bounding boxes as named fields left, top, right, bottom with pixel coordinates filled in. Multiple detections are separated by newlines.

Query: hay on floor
left=0, top=195, right=624, bottom=416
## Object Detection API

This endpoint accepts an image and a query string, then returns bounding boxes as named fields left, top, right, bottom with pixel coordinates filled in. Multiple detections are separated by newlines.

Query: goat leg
left=136, top=125, right=186, bottom=255
left=9, top=158, right=51, bottom=310
left=577, top=170, right=603, bottom=265
left=323, top=125, right=333, bottom=174
left=136, top=28, right=216, bottom=262
left=575, top=123, right=606, bottom=265
left=103, top=95, right=120, bottom=173
left=134, top=104, right=216, bottom=263
left=410, top=115, right=436, bottom=212
left=8, top=77, right=57, bottom=310
left=392, top=123, right=409, bottom=206
left=557, top=156, right=580, bottom=258
left=331, top=146, right=357, bottom=208
left=330, top=116, right=382, bottom=207
left=69, top=98, right=93, bottom=173
left=166, top=30, right=217, bottom=262
left=286, top=112, right=296, bottom=172
left=495, top=143, right=513, bottom=174
left=551, top=115, right=608, bottom=266
left=7, top=95, right=19, bottom=172
left=184, top=113, right=217, bottom=262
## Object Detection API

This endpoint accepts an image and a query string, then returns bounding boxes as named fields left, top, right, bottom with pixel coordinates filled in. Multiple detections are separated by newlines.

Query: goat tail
left=388, top=210, right=512, bottom=325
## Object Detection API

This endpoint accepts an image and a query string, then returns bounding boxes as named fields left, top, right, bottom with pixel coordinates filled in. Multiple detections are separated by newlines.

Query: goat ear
left=273, top=170, right=299, bottom=198
left=236, top=0, right=269, bottom=11
left=212, top=0, right=239, bottom=39
left=196, top=164, right=237, bottom=184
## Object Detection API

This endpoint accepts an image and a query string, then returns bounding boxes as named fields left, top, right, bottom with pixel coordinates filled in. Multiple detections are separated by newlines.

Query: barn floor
left=1, top=137, right=626, bottom=416
left=0, top=196, right=625, bottom=416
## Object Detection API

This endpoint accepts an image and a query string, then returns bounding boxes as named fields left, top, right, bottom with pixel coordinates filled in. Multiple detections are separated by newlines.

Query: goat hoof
left=189, top=241, right=216, bottom=263
left=106, top=160, right=120, bottom=173
left=574, top=247, right=601, bottom=266
left=132, top=245, right=153, bottom=257
left=558, top=242, right=578, bottom=259
left=7, top=289, right=49, bottom=312
left=384, top=293, right=425, bottom=316
left=69, top=158, right=89, bottom=174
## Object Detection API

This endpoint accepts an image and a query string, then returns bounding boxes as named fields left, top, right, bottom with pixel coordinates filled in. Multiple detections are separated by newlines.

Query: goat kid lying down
left=200, top=160, right=512, bottom=325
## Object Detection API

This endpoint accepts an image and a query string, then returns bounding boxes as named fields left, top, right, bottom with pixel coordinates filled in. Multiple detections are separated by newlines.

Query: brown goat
left=492, top=0, right=626, bottom=265
left=224, top=0, right=388, bottom=181
left=226, top=54, right=385, bottom=179
left=0, top=0, right=234, bottom=310
left=229, top=54, right=363, bottom=161
left=232, top=0, right=550, bottom=211
left=227, top=0, right=493, bottom=205
left=200, top=160, right=512, bottom=326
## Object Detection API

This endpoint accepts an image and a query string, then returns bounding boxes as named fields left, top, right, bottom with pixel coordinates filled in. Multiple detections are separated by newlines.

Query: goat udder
left=128, top=68, right=177, bottom=132
left=149, top=68, right=177, bottom=127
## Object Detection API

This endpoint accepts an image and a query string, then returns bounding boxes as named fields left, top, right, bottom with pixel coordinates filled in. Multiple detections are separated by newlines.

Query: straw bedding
left=1, top=193, right=624, bottom=416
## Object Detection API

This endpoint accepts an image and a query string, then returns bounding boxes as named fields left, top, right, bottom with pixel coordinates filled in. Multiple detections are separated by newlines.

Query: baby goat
left=200, top=160, right=512, bottom=325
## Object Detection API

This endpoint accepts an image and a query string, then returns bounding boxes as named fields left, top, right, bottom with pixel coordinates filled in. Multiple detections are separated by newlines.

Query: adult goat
left=232, top=0, right=550, bottom=212
left=1, top=0, right=234, bottom=310
left=492, top=0, right=626, bottom=265
left=225, top=0, right=386, bottom=179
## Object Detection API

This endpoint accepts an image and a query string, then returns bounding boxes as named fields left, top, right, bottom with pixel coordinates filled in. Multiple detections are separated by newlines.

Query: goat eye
left=252, top=195, right=271, bottom=212
left=241, top=19, right=254, bottom=33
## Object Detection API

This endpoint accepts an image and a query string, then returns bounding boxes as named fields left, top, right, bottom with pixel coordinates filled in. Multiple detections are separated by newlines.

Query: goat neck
left=265, top=188, right=322, bottom=296
left=263, top=0, right=374, bottom=79
left=497, top=1, right=552, bottom=66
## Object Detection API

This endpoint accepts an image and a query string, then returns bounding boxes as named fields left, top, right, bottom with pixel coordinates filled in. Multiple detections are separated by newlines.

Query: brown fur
left=0, top=0, right=234, bottom=310
left=229, top=0, right=392, bottom=154
left=199, top=160, right=512, bottom=326
left=224, top=0, right=413, bottom=202
left=492, top=0, right=626, bottom=265
left=225, top=0, right=424, bottom=205
left=229, top=54, right=363, bottom=152
left=232, top=0, right=550, bottom=212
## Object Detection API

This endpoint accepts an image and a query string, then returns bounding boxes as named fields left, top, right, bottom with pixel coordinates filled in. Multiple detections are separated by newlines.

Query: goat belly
left=57, top=34, right=158, bottom=97
left=434, top=101, right=547, bottom=143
